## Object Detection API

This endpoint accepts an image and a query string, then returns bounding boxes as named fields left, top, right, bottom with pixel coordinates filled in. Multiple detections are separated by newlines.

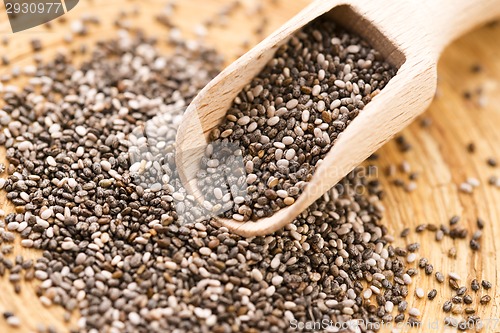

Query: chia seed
left=480, top=295, right=491, bottom=305
left=427, top=289, right=437, bottom=300
left=482, top=280, right=492, bottom=289
left=471, top=279, right=480, bottom=291
left=443, top=300, right=453, bottom=312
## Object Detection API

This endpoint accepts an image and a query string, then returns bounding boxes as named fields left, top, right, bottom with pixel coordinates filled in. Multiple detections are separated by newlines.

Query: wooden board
left=0, top=0, right=499, bottom=331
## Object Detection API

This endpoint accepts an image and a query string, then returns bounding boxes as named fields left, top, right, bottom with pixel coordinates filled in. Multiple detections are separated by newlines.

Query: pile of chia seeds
left=0, top=26, right=411, bottom=333
left=0, top=8, right=492, bottom=333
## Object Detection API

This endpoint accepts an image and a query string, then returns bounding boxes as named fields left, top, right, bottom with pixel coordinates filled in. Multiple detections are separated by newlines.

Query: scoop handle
left=432, top=0, right=500, bottom=52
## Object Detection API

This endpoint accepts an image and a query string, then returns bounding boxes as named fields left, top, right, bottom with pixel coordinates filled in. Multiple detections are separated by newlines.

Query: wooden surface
left=0, top=0, right=499, bottom=331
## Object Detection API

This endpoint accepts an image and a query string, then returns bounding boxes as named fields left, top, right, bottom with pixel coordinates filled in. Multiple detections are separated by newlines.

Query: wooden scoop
left=175, top=0, right=500, bottom=237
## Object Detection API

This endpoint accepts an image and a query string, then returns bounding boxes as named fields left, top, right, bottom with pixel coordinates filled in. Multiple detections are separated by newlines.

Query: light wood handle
left=430, top=0, right=500, bottom=52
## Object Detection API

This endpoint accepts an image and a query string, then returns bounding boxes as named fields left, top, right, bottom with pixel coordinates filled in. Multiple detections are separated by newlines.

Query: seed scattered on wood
left=407, top=243, right=420, bottom=252
left=489, top=175, right=499, bottom=186
left=443, top=300, right=453, bottom=312
left=472, top=230, right=482, bottom=240
left=418, top=258, right=428, bottom=268
left=30, top=38, right=42, bottom=51
left=398, top=301, right=408, bottom=312
left=427, top=289, right=437, bottom=300
left=465, top=307, right=475, bottom=315
left=449, top=215, right=460, bottom=225
left=394, top=313, right=405, bottom=323
left=471, top=279, right=481, bottom=291
left=395, top=247, right=408, bottom=257
left=415, top=224, right=427, bottom=233
left=407, top=253, right=417, bottom=263
left=402, top=273, right=412, bottom=285
left=457, top=286, right=467, bottom=296
left=487, top=157, right=497, bottom=167
left=471, top=64, right=483, bottom=73
left=467, top=142, right=476, bottom=153
left=425, top=264, right=434, bottom=275
left=409, top=307, right=421, bottom=317
left=450, top=227, right=468, bottom=239
left=395, top=135, right=412, bottom=152
left=468, top=177, right=481, bottom=187
left=443, top=301, right=453, bottom=312
left=425, top=222, right=439, bottom=232
left=459, top=182, right=474, bottom=193
left=6, top=315, right=20, bottom=328
left=420, top=117, right=432, bottom=128
left=470, top=239, right=480, bottom=251
left=449, top=279, right=460, bottom=290
left=480, top=295, right=492, bottom=305
left=482, top=280, right=492, bottom=289
left=2, top=311, right=13, bottom=319
left=406, top=181, right=418, bottom=193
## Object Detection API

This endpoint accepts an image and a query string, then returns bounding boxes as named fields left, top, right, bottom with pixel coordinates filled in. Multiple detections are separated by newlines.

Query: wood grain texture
left=0, top=0, right=498, bottom=331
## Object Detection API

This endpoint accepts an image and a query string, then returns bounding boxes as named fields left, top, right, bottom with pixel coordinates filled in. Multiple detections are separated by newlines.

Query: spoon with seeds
left=176, top=0, right=500, bottom=237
